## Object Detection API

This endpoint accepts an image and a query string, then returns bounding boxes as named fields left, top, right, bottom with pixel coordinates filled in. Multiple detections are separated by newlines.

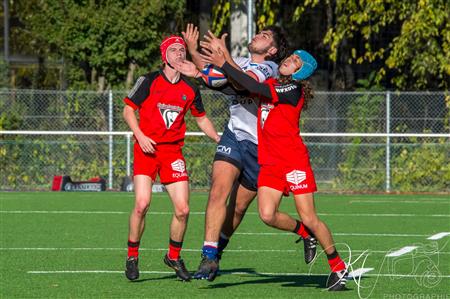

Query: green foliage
left=0, top=59, right=9, bottom=89
left=392, top=140, right=450, bottom=192
left=294, top=0, right=450, bottom=90
left=211, top=0, right=280, bottom=36
left=15, top=0, right=186, bottom=90
left=334, top=91, right=386, bottom=190
left=211, top=0, right=232, bottom=36
left=255, top=0, right=280, bottom=31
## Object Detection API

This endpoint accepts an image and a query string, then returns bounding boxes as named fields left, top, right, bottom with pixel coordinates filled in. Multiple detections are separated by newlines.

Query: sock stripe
left=293, top=220, right=301, bottom=233
left=128, top=240, right=140, bottom=247
left=327, top=250, right=339, bottom=260
left=169, top=239, right=183, bottom=248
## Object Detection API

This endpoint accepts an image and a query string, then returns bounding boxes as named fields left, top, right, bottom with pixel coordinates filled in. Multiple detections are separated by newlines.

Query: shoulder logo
left=182, top=94, right=187, bottom=101
left=286, top=170, right=306, bottom=185
left=158, top=103, right=183, bottom=129
left=171, top=159, right=185, bottom=173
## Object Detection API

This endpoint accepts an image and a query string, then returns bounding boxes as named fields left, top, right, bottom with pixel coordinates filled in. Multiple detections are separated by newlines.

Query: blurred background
left=0, top=0, right=449, bottom=192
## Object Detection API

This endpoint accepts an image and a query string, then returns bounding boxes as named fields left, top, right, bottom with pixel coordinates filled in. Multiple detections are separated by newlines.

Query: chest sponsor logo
left=158, top=103, right=183, bottom=129
left=286, top=170, right=308, bottom=190
left=252, top=63, right=271, bottom=78
left=260, top=104, right=274, bottom=128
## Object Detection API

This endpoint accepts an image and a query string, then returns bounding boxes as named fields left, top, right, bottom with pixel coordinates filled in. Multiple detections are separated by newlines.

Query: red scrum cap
left=160, top=35, right=186, bottom=64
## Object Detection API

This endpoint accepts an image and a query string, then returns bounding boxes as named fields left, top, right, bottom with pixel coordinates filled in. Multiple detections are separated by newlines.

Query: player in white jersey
left=182, top=24, right=288, bottom=281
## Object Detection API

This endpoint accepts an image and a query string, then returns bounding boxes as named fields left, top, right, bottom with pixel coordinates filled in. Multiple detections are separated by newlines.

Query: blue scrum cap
left=292, top=50, right=317, bottom=81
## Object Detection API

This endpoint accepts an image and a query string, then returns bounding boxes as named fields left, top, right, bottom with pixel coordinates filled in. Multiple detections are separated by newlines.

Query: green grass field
left=1, top=192, right=449, bottom=298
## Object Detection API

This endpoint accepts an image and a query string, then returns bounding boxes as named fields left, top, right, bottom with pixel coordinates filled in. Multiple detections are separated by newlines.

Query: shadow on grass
left=130, top=274, right=178, bottom=283
left=199, top=268, right=355, bottom=291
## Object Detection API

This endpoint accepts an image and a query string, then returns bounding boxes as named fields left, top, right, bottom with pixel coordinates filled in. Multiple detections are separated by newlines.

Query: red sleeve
left=123, top=97, right=139, bottom=110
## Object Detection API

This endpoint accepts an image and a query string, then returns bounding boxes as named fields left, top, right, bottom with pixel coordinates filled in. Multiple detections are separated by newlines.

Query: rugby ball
left=200, top=64, right=227, bottom=88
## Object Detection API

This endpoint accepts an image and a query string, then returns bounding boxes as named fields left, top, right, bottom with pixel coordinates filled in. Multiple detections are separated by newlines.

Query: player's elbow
left=123, top=105, right=133, bottom=120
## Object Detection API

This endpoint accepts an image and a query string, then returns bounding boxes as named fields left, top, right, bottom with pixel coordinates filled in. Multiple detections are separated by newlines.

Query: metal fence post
left=386, top=91, right=391, bottom=192
left=126, top=133, right=131, bottom=177
left=108, top=90, right=113, bottom=189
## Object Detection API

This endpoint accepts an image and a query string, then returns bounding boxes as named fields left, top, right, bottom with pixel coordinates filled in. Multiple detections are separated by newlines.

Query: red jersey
left=257, top=78, right=309, bottom=166
left=124, top=70, right=206, bottom=145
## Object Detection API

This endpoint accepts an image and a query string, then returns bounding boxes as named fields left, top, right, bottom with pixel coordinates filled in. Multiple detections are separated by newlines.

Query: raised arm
left=200, top=31, right=261, bottom=82
left=200, top=48, right=273, bottom=99
left=182, top=23, right=204, bottom=71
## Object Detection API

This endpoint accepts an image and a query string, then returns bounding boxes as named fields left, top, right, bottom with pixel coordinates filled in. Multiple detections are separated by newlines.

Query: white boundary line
left=2, top=130, right=449, bottom=138
left=350, top=200, right=450, bottom=204
left=26, top=270, right=450, bottom=278
left=385, top=246, right=418, bottom=257
left=1, top=210, right=449, bottom=217
left=2, top=247, right=450, bottom=255
left=235, top=232, right=429, bottom=237
left=428, top=232, right=450, bottom=240
left=348, top=268, right=374, bottom=279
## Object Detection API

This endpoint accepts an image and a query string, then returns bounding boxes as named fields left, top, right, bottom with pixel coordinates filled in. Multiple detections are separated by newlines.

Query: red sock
left=293, top=220, right=311, bottom=239
left=127, top=240, right=140, bottom=258
left=168, top=239, right=183, bottom=260
left=327, top=250, right=346, bottom=272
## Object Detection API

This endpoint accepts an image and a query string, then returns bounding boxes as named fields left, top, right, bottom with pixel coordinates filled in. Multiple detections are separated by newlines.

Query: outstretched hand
left=199, top=45, right=226, bottom=68
left=203, top=30, right=228, bottom=53
left=182, top=23, right=199, bottom=52
left=172, top=60, right=200, bottom=78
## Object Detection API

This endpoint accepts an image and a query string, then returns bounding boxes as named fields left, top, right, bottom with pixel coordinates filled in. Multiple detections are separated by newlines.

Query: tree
left=294, top=0, right=450, bottom=90
left=16, top=0, right=185, bottom=91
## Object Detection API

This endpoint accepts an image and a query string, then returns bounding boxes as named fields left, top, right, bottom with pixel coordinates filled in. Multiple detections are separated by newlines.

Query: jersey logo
left=260, top=104, right=274, bottom=128
left=158, top=103, right=183, bottom=129
left=275, top=84, right=297, bottom=94
left=171, top=159, right=185, bottom=173
left=286, top=170, right=306, bottom=185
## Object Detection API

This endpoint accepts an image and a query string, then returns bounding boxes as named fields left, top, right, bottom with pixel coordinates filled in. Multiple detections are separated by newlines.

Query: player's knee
left=174, top=205, right=190, bottom=221
left=235, top=203, right=248, bottom=217
left=133, top=201, right=150, bottom=217
left=259, top=208, right=276, bottom=226
left=302, top=215, right=319, bottom=230
left=209, top=184, right=229, bottom=205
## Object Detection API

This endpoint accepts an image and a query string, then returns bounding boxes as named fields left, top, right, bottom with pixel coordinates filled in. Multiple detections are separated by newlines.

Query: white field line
left=1, top=210, right=449, bottom=217
left=348, top=268, right=374, bottom=279
left=428, top=232, right=450, bottom=240
left=385, top=246, right=418, bottom=257
left=345, top=197, right=450, bottom=201
left=26, top=270, right=450, bottom=279
left=350, top=200, right=450, bottom=204
left=235, top=232, right=429, bottom=237
left=3, top=247, right=450, bottom=255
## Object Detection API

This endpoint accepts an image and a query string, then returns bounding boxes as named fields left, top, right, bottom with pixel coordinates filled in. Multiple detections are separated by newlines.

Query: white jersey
left=227, top=57, right=279, bottom=144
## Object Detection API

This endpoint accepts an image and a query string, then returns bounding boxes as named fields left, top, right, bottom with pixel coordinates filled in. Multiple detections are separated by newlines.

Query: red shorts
left=133, top=143, right=188, bottom=184
left=258, top=164, right=317, bottom=196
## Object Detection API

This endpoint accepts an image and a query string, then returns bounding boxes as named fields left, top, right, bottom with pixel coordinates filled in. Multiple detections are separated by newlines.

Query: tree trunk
left=97, top=75, right=105, bottom=92
left=126, top=62, right=137, bottom=90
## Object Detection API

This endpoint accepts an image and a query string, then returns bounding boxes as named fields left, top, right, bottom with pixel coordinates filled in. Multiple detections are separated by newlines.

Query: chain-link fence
left=1, top=89, right=449, bottom=192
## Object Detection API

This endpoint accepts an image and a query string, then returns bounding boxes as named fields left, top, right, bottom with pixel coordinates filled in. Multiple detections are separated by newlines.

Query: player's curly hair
left=278, top=75, right=314, bottom=110
left=263, top=25, right=289, bottom=63
left=300, top=80, right=314, bottom=110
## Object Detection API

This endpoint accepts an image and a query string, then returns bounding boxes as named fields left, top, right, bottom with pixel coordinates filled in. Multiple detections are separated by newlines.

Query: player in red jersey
left=123, top=35, right=220, bottom=282
left=175, top=46, right=348, bottom=291
left=183, top=25, right=315, bottom=282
